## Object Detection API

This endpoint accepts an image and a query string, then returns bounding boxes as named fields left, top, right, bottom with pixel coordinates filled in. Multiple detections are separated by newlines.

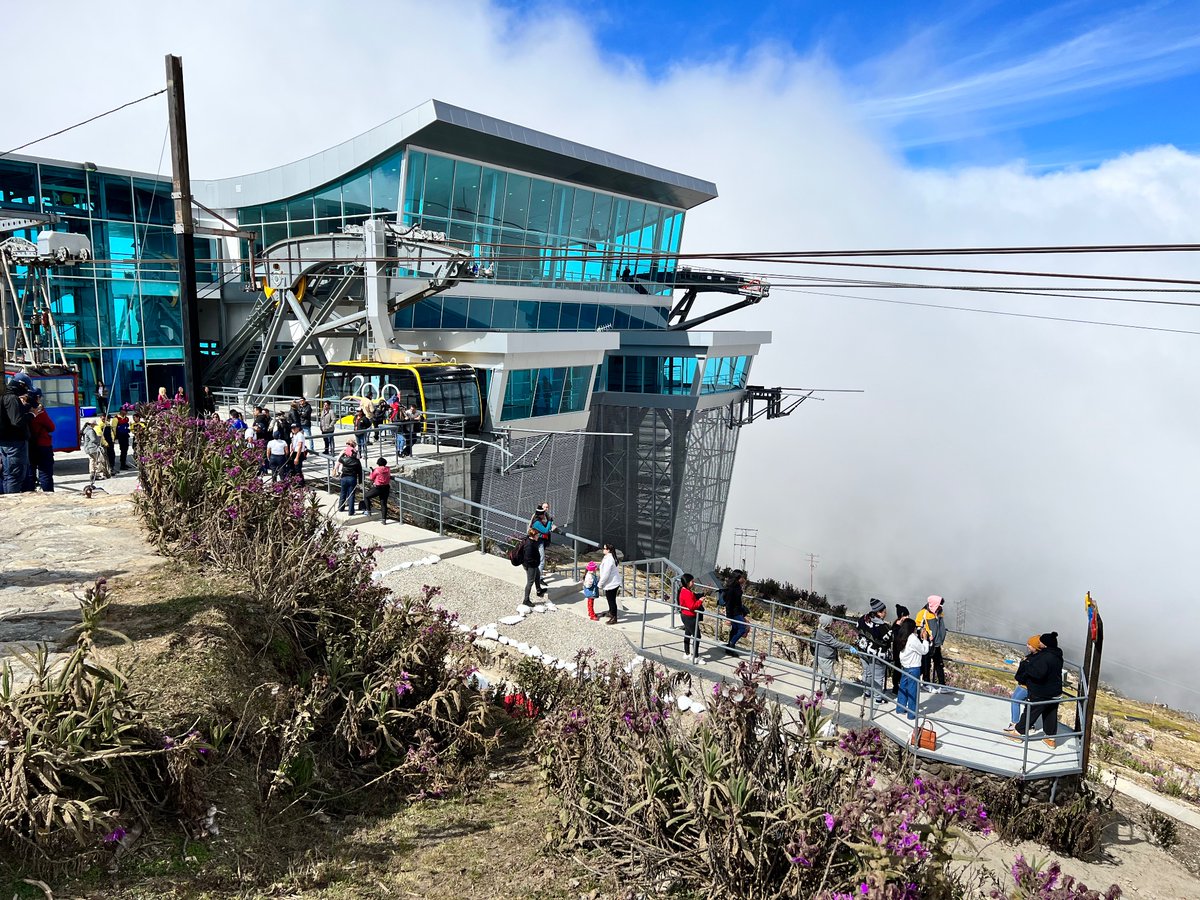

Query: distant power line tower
left=955, top=602, right=968, bottom=632
left=733, top=527, right=758, bottom=573
left=805, top=553, right=820, bottom=593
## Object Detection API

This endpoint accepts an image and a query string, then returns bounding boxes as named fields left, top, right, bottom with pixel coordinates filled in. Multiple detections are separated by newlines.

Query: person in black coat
left=1007, top=631, right=1064, bottom=747
left=520, top=527, right=547, bottom=607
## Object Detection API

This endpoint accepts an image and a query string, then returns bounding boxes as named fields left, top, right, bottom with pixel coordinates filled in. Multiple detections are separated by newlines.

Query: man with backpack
left=516, top=527, right=547, bottom=607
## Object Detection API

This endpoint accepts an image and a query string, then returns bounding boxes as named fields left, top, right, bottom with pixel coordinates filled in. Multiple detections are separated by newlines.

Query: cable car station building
left=0, top=100, right=771, bottom=577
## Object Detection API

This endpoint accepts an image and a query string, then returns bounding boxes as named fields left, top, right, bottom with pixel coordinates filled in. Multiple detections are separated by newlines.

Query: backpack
left=508, top=539, right=524, bottom=567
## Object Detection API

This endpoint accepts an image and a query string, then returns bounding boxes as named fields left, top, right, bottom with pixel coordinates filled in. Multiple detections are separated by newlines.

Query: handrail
left=622, top=556, right=1085, bottom=779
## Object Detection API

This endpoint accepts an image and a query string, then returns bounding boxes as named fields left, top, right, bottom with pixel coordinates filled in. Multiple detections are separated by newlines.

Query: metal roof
left=193, top=100, right=718, bottom=211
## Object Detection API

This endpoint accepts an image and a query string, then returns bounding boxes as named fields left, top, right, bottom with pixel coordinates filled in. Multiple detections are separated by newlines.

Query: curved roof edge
left=193, top=99, right=718, bottom=211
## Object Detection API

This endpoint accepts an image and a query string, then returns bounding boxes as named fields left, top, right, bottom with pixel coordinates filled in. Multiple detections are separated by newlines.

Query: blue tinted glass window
left=532, top=367, right=565, bottom=416
left=263, top=222, right=287, bottom=248
left=550, top=184, right=573, bottom=236
left=441, top=295, right=468, bottom=329
left=537, top=301, right=561, bottom=331
left=492, top=299, right=517, bottom=330
left=467, top=297, right=492, bottom=329
left=502, top=174, right=531, bottom=231
left=413, top=297, right=442, bottom=328
left=394, top=303, right=414, bottom=329
left=578, top=303, right=598, bottom=331
left=516, top=300, right=539, bottom=331
left=527, top=179, right=552, bottom=233
left=371, top=153, right=402, bottom=213
left=288, top=218, right=315, bottom=238
left=569, top=190, right=593, bottom=240
left=287, top=194, right=314, bottom=221
left=315, top=182, right=342, bottom=220
left=133, top=179, right=173, bottom=225
left=451, top=161, right=481, bottom=220
left=422, top=155, right=454, bottom=218
left=501, top=369, right=534, bottom=421
left=607, top=356, right=624, bottom=391
left=561, top=366, right=592, bottom=413
left=479, top=167, right=504, bottom=227
left=100, top=173, right=133, bottom=220
left=613, top=306, right=631, bottom=331
left=402, top=151, right=426, bottom=219
left=342, top=169, right=372, bottom=219
left=0, top=160, right=38, bottom=209
left=559, top=302, right=580, bottom=331
left=40, top=166, right=90, bottom=215
left=261, top=200, right=288, bottom=222
left=141, top=280, right=182, bottom=346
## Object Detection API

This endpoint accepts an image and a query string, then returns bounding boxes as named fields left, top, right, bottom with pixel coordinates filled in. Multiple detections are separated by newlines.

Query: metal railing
left=620, top=556, right=1086, bottom=781
left=312, top=452, right=599, bottom=579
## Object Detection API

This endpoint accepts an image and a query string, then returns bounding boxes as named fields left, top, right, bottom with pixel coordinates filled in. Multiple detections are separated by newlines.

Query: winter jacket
left=723, top=580, right=746, bottom=618
left=530, top=513, right=553, bottom=543
left=0, top=393, right=32, bottom=441
left=335, top=453, right=363, bottom=480
left=368, top=465, right=391, bottom=487
left=81, top=423, right=101, bottom=454
left=319, top=408, right=337, bottom=433
left=30, top=408, right=55, bottom=448
left=899, top=632, right=931, bottom=669
left=679, top=586, right=704, bottom=617
left=519, top=536, right=541, bottom=568
left=856, top=614, right=892, bottom=657
left=915, top=607, right=947, bottom=648
left=598, top=553, right=622, bottom=591
left=1015, top=647, right=1064, bottom=701
left=296, top=401, right=313, bottom=427
left=814, top=625, right=856, bottom=667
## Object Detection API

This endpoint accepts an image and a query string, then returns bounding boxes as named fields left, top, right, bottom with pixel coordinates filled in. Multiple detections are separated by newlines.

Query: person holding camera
left=895, top=617, right=932, bottom=720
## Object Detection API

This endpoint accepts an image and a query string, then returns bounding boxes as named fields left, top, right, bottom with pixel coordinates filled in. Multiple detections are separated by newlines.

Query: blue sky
left=509, top=0, right=1200, bottom=169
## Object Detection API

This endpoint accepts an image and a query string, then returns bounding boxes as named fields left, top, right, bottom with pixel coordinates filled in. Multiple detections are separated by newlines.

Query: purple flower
left=103, top=827, right=127, bottom=844
left=395, top=671, right=413, bottom=697
left=823, top=812, right=836, bottom=831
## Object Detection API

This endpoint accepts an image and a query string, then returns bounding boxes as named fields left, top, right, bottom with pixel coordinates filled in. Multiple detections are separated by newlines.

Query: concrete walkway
left=1102, top=769, right=1200, bottom=832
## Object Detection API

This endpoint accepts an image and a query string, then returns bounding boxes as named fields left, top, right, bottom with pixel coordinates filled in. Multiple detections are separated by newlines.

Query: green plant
left=0, top=579, right=206, bottom=868
left=1140, top=806, right=1178, bottom=850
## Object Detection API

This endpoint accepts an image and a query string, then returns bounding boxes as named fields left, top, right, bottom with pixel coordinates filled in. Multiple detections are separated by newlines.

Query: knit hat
left=586, top=561, right=598, bottom=571
left=895, top=604, right=910, bottom=619
left=1039, top=631, right=1059, bottom=649
left=869, top=597, right=886, bottom=614
left=1027, top=634, right=1043, bottom=650
left=819, top=614, right=833, bottom=628
left=926, top=595, right=943, bottom=612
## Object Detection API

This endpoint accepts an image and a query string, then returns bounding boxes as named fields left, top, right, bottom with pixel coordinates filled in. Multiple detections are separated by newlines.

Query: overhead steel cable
left=0, top=89, right=167, bottom=160
left=777, top=286, right=1200, bottom=337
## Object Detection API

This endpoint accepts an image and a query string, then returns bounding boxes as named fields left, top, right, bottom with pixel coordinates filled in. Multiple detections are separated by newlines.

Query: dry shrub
left=0, top=579, right=208, bottom=869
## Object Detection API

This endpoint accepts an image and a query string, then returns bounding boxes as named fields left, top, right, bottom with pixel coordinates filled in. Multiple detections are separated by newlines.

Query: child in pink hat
left=582, top=561, right=600, bottom=620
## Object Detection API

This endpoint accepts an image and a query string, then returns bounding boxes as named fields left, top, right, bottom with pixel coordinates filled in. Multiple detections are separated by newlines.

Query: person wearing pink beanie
left=915, top=595, right=947, bottom=693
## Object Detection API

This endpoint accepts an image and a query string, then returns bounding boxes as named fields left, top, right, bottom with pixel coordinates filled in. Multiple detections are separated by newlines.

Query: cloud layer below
left=8, top=0, right=1200, bottom=708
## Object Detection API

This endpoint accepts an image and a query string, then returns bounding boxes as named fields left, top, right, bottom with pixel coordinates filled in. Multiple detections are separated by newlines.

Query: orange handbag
left=910, top=726, right=937, bottom=751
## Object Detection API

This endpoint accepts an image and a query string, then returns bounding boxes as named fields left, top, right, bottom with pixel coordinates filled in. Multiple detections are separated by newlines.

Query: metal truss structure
left=577, top=401, right=740, bottom=579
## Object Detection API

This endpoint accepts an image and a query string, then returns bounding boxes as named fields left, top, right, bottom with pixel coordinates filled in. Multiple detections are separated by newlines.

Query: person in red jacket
left=679, top=573, right=705, bottom=659
left=27, top=388, right=56, bottom=492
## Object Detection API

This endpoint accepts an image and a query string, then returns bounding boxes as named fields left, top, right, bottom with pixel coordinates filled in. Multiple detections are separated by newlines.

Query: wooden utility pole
left=165, top=54, right=202, bottom=413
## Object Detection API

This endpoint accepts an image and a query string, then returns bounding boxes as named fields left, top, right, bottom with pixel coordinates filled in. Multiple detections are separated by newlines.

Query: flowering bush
left=991, top=855, right=1120, bottom=899
left=133, top=406, right=377, bottom=614
left=130, top=406, right=496, bottom=805
left=537, top=652, right=996, bottom=899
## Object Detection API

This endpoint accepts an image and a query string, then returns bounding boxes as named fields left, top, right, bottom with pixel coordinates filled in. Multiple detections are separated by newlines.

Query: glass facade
left=404, top=150, right=683, bottom=293
left=501, top=366, right=593, bottom=421
left=0, top=158, right=180, bottom=407
left=699, top=355, right=751, bottom=394
left=597, top=354, right=751, bottom=395
left=603, top=356, right=699, bottom=394
left=394, top=295, right=666, bottom=332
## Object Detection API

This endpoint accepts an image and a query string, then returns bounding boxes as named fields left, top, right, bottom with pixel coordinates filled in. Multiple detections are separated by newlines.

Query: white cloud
left=7, top=0, right=1200, bottom=707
